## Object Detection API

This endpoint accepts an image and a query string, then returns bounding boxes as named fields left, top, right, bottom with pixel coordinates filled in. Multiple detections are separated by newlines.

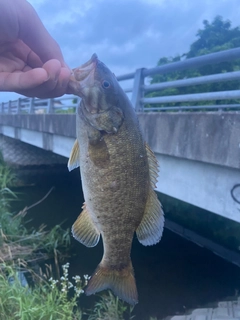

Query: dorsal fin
left=68, top=139, right=80, bottom=172
left=145, top=142, right=159, bottom=188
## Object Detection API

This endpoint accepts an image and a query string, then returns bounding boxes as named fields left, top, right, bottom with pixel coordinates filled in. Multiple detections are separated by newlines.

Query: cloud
left=1, top=0, right=239, bottom=102
left=30, top=0, right=240, bottom=71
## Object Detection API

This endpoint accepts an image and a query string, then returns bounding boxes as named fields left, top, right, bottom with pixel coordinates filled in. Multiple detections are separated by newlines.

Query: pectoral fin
left=136, top=189, right=164, bottom=246
left=72, top=203, right=100, bottom=247
left=68, top=139, right=80, bottom=171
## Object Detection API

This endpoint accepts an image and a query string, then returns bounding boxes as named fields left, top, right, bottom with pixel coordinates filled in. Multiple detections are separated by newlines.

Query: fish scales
left=67, top=54, right=164, bottom=305
left=78, top=97, right=149, bottom=267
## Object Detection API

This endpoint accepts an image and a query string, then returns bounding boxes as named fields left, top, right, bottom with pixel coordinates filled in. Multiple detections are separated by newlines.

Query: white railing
left=1, top=47, right=240, bottom=113
left=0, top=95, right=80, bottom=114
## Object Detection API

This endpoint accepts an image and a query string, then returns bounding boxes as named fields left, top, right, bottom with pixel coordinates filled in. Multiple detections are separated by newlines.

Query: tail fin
left=85, top=262, right=138, bottom=305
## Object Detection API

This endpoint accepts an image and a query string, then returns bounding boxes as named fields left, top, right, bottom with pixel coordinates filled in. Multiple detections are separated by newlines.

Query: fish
left=67, top=54, right=164, bottom=305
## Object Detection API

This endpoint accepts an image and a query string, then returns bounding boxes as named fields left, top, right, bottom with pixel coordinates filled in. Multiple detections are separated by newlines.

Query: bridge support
left=0, top=113, right=239, bottom=223
left=156, top=153, right=240, bottom=223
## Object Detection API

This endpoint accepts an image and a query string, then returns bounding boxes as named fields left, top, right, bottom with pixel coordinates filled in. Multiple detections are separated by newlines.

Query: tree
left=186, top=16, right=240, bottom=58
left=148, top=16, right=240, bottom=109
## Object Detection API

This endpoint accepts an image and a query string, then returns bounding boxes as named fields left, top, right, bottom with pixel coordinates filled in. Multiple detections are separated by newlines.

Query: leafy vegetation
left=0, top=188, right=70, bottom=265
left=55, top=107, right=76, bottom=114
left=87, top=291, right=134, bottom=320
left=0, top=263, right=85, bottom=320
left=0, top=261, right=134, bottom=320
left=0, top=151, right=71, bottom=263
left=147, top=16, right=240, bottom=109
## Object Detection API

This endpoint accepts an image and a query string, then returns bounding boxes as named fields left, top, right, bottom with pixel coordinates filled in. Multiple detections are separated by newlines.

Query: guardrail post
left=47, top=98, right=53, bottom=113
left=29, top=98, right=34, bottom=113
left=7, top=101, right=11, bottom=114
left=131, top=68, right=145, bottom=112
left=16, top=98, right=21, bottom=114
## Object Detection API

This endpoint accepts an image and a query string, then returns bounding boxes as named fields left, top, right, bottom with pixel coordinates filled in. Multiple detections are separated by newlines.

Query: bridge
left=0, top=48, right=240, bottom=225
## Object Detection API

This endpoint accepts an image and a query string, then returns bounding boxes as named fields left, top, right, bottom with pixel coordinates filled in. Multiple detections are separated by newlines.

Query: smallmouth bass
left=67, top=54, right=164, bottom=305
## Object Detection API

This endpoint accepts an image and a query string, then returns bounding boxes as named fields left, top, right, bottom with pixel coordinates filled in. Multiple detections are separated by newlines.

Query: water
left=12, top=166, right=240, bottom=320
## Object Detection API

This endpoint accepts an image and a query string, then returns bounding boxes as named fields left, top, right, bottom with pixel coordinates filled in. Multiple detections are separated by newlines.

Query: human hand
left=0, top=0, right=71, bottom=98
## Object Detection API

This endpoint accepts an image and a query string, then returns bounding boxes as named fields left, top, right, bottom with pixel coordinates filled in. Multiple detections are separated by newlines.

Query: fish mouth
left=67, top=54, right=99, bottom=110
left=77, top=53, right=98, bottom=70
left=73, top=53, right=98, bottom=82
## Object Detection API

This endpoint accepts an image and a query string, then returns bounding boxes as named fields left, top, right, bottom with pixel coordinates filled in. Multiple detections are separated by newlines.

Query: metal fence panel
left=1, top=47, right=240, bottom=113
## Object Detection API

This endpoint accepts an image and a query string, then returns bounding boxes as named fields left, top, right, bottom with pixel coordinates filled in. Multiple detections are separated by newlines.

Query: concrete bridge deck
left=0, top=112, right=240, bottom=223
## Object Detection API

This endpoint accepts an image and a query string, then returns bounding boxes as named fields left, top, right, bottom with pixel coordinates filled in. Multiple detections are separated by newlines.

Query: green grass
left=0, top=262, right=134, bottom=320
left=0, top=154, right=71, bottom=265
left=0, top=263, right=84, bottom=320
left=87, top=291, right=134, bottom=320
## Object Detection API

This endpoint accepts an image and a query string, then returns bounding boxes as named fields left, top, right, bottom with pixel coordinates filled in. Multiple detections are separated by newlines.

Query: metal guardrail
left=1, top=47, right=240, bottom=114
left=0, top=95, right=80, bottom=114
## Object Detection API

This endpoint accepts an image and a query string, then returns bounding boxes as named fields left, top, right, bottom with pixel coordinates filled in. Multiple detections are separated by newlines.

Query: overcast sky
left=1, top=0, right=240, bottom=102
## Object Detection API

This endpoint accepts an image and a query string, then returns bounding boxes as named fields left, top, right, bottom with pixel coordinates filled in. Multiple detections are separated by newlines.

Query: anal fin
left=72, top=203, right=100, bottom=247
left=136, top=190, right=164, bottom=246
left=68, top=139, right=80, bottom=172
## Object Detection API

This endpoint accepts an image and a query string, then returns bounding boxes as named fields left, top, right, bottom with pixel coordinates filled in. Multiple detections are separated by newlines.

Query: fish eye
left=102, top=80, right=110, bottom=89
